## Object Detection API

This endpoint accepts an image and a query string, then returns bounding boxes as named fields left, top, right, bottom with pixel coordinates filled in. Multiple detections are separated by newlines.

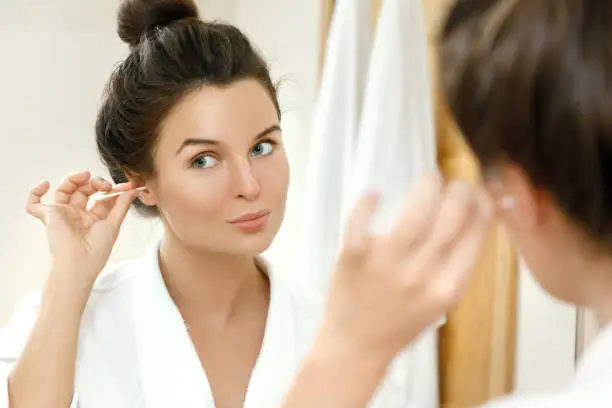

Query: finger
left=54, top=171, right=91, bottom=204
left=26, top=181, right=52, bottom=222
left=342, top=191, right=381, bottom=259
left=389, top=171, right=443, bottom=249
left=91, top=181, right=136, bottom=200
left=427, top=187, right=494, bottom=305
left=69, top=176, right=113, bottom=208
left=105, top=190, right=137, bottom=231
left=89, top=196, right=117, bottom=221
left=109, top=181, right=136, bottom=193
left=88, top=182, right=137, bottom=220
left=418, top=180, right=478, bottom=259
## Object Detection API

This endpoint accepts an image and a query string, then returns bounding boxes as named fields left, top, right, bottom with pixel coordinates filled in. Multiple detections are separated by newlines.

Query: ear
left=123, top=169, right=158, bottom=207
left=135, top=185, right=158, bottom=207
left=484, top=163, right=548, bottom=232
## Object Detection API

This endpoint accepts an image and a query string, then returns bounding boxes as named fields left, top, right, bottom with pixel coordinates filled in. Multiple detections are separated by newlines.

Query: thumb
left=25, top=181, right=52, bottom=223
left=342, top=191, right=381, bottom=259
left=106, top=190, right=136, bottom=231
left=26, top=203, right=51, bottom=223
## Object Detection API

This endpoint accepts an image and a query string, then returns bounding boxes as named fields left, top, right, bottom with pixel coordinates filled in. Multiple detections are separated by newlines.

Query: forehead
left=157, top=78, right=279, bottom=149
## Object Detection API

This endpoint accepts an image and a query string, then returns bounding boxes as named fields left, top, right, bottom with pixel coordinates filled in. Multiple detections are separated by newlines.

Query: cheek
left=157, top=169, right=227, bottom=221
left=264, top=151, right=290, bottom=196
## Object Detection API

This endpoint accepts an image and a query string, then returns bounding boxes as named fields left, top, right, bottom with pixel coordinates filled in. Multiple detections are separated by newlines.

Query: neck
left=158, top=231, right=268, bottom=324
left=580, top=254, right=612, bottom=328
left=593, top=295, right=612, bottom=329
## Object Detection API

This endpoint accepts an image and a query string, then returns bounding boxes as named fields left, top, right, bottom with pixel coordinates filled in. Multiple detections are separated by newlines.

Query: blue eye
left=191, top=154, right=218, bottom=169
left=251, top=141, right=275, bottom=158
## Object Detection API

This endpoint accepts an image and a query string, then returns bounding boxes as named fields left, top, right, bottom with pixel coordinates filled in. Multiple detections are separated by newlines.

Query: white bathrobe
left=0, top=242, right=416, bottom=408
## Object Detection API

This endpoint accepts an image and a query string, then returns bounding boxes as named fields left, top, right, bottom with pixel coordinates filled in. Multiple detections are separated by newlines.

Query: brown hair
left=440, top=0, right=612, bottom=245
left=96, top=0, right=280, bottom=217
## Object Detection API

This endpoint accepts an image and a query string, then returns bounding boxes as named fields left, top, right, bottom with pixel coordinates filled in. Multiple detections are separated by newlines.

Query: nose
left=231, top=158, right=260, bottom=201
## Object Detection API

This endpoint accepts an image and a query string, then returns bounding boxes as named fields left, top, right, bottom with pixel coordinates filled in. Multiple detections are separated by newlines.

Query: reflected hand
left=26, top=170, right=138, bottom=282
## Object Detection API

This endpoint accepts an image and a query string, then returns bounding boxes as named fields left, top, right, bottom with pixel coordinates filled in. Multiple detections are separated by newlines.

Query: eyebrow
left=175, top=124, right=281, bottom=155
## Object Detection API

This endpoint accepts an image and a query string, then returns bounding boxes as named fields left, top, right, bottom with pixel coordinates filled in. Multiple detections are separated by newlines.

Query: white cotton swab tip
left=90, top=186, right=147, bottom=202
left=497, top=195, right=517, bottom=210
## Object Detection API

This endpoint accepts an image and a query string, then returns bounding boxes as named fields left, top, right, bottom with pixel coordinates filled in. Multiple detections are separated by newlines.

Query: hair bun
left=117, top=0, right=200, bottom=47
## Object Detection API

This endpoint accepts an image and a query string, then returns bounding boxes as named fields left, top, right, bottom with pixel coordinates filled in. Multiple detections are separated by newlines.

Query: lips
left=228, top=210, right=270, bottom=224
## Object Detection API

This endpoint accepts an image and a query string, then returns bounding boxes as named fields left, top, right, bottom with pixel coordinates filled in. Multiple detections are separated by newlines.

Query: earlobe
left=121, top=168, right=157, bottom=206
left=137, top=188, right=147, bottom=202
left=483, top=164, right=538, bottom=227
left=137, top=187, right=157, bottom=207
left=498, top=195, right=517, bottom=210
left=501, top=165, right=541, bottom=229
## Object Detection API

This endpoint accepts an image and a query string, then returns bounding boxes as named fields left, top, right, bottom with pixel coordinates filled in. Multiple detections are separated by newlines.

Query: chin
left=229, top=235, right=274, bottom=256
left=228, top=224, right=279, bottom=254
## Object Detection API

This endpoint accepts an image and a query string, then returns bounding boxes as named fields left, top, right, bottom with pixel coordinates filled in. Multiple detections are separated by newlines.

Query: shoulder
left=0, top=291, right=43, bottom=359
left=0, top=253, right=149, bottom=357
left=90, top=255, right=145, bottom=293
left=79, top=252, right=159, bottom=333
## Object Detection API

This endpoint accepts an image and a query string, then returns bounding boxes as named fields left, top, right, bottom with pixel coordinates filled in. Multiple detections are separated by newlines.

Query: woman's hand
left=26, top=170, right=138, bottom=284
left=321, top=173, right=494, bottom=361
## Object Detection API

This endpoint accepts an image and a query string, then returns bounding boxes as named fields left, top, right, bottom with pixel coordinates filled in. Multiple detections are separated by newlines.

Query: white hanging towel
left=338, top=0, right=440, bottom=406
left=293, top=0, right=371, bottom=297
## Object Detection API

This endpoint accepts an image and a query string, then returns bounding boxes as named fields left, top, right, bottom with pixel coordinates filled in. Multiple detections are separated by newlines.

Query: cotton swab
left=90, top=186, right=147, bottom=202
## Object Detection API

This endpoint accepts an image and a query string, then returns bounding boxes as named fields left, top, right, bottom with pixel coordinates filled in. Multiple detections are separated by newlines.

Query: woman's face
left=143, top=78, right=289, bottom=256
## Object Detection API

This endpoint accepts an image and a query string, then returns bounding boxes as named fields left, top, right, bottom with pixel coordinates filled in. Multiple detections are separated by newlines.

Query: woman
left=282, top=0, right=612, bottom=407
left=0, top=1, right=468, bottom=407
